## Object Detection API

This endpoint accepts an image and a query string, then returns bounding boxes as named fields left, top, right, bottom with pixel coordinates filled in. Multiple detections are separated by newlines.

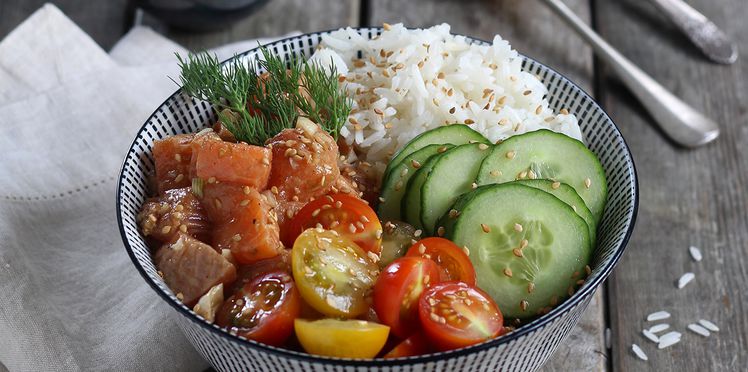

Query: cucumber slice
left=514, top=179, right=597, bottom=244
left=440, top=183, right=591, bottom=319
left=476, top=130, right=607, bottom=221
left=420, top=143, right=492, bottom=235
left=401, top=148, right=450, bottom=231
left=384, top=124, right=489, bottom=181
left=377, top=144, right=453, bottom=222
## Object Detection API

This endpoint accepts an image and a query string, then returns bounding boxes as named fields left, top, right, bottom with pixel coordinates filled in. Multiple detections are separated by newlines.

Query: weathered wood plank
left=141, top=0, right=360, bottom=51
left=595, top=0, right=748, bottom=370
left=0, top=0, right=129, bottom=50
left=368, top=2, right=607, bottom=371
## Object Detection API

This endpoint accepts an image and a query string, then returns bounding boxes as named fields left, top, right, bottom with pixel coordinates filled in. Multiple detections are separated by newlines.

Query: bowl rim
left=116, top=27, right=639, bottom=366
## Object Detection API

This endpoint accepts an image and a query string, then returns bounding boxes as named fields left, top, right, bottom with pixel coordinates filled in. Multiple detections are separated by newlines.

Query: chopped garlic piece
left=193, top=283, right=224, bottom=323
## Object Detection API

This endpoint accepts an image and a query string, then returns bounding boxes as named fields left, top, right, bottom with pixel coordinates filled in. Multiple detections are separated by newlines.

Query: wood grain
left=0, top=0, right=129, bottom=50
left=142, top=0, right=361, bottom=51
left=367, top=1, right=607, bottom=371
left=595, top=0, right=748, bottom=370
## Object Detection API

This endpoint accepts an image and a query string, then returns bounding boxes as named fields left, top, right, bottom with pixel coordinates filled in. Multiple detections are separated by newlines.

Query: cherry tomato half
left=291, top=228, right=378, bottom=318
left=294, top=318, right=390, bottom=359
left=216, top=271, right=300, bottom=346
left=284, top=194, right=383, bottom=254
left=406, top=237, right=476, bottom=285
left=383, top=332, right=432, bottom=359
left=418, top=282, right=503, bottom=351
left=373, top=257, right=441, bottom=338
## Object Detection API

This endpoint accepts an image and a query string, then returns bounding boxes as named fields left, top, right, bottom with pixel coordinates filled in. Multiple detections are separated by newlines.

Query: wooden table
left=2, top=0, right=745, bottom=370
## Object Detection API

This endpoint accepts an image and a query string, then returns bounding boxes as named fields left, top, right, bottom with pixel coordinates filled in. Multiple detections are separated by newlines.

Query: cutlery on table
left=650, top=0, right=737, bottom=64
left=540, top=0, right=720, bottom=148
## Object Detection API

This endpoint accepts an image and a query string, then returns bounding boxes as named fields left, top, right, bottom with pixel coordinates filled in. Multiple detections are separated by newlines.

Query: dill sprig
left=174, top=47, right=350, bottom=145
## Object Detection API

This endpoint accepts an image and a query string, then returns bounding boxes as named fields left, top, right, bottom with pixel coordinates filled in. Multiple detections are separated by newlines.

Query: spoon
left=541, top=0, right=720, bottom=147
left=650, top=0, right=737, bottom=64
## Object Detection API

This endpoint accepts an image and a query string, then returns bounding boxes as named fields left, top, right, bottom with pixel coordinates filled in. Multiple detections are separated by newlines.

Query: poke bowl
left=117, top=25, right=638, bottom=371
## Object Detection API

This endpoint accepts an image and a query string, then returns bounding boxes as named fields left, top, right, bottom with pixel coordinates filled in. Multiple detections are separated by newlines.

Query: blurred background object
left=133, top=0, right=271, bottom=31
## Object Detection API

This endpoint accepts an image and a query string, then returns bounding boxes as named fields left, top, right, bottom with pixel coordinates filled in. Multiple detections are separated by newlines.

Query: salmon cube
left=193, top=137, right=271, bottom=189
left=153, top=134, right=194, bottom=193
left=138, top=187, right=210, bottom=243
left=154, top=234, right=237, bottom=306
left=202, top=183, right=283, bottom=264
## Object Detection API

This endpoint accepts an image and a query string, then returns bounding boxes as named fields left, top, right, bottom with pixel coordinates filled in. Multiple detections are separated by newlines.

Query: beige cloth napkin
left=0, top=4, right=297, bottom=371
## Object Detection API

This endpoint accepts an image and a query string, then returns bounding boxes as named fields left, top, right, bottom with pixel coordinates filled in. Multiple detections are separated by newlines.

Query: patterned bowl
left=117, top=28, right=638, bottom=371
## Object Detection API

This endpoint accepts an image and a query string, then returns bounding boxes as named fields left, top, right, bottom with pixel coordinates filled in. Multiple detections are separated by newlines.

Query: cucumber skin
left=401, top=151, right=447, bottom=231
left=377, top=144, right=453, bottom=222
left=439, top=183, right=591, bottom=319
left=476, top=129, right=608, bottom=222
left=419, top=143, right=492, bottom=235
left=514, top=179, right=597, bottom=244
left=383, top=124, right=490, bottom=182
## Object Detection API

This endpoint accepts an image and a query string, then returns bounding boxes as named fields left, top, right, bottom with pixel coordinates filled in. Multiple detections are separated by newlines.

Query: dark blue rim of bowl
left=116, top=27, right=639, bottom=366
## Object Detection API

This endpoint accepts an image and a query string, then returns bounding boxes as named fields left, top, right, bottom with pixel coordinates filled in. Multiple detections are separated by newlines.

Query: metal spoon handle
left=541, top=0, right=719, bottom=147
left=650, top=0, right=737, bottom=64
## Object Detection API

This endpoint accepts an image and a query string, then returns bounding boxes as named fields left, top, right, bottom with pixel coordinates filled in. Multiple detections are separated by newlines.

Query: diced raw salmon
left=153, top=134, right=194, bottom=193
left=266, top=118, right=339, bottom=203
left=192, top=135, right=271, bottom=189
left=154, top=234, right=237, bottom=306
left=262, top=190, right=304, bottom=237
left=138, top=187, right=210, bottom=243
left=202, top=183, right=283, bottom=264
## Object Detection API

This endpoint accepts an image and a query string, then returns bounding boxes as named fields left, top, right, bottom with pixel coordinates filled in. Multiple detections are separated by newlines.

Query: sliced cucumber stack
left=377, top=144, right=454, bottom=222
left=420, top=143, right=492, bottom=235
left=439, top=183, right=591, bottom=319
left=383, top=124, right=489, bottom=181
left=401, top=149, right=449, bottom=231
left=476, top=130, right=607, bottom=221
left=514, top=179, right=597, bottom=244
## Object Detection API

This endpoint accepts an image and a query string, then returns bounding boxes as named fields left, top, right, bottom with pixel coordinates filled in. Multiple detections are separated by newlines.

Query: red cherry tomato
left=216, top=271, right=300, bottom=346
left=373, top=257, right=441, bottom=338
left=383, top=332, right=431, bottom=358
left=406, top=237, right=476, bottom=285
left=284, top=194, right=382, bottom=254
left=418, top=282, right=503, bottom=351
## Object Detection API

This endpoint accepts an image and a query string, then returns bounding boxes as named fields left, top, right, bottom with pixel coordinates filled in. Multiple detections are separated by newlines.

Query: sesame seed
left=584, top=178, right=592, bottom=188
left=503, top=268, right=513, bottom=277
left=414, top=229, right=423, bottom=237
left=411, top=159, right=422, bottom=168
left=214, top=198, right=222, bottom=209
left=240, top=199, right=249, bottom=206
left=481, top=223, right=491, bottom=233
left=375, top=229, right=383, bottom=239
left=528, top=282, right=535, bottom=293
left=438, top=146, right=448, bottom=153
left=585, top=265, right=592, bottom=275
left=207, top=177, right=216, bottom=184
left=232, top=234, right=242, bottom=242
left=174, top=174, right=184, bottom=183
left=271, top=186, right=279, bottom=194
left=506, top=151, right=516, bottom=159
left=349, top=224, right=357, bottom=233
left=471, top=182, right=478, bottom=189
left=478, top=143, right=489, bottom=150
left=176, top=293, right=184, bottom=301
left=518, top=171, right=527, bottom=179
left=551, top=181, right=561, bottom=189
left=311, top=209, right=321, bottom=217
left=161, top=225, right=172, bottom=234
left=437, top=226, right=445, bottom=237
left=514, top=223, right=523, bottom=232
left=535, top=105, right=543, bottom=115
left=462, top=246, right=470, bottom=256
left=242, top=186, right=251, bottom=195
left=448, top=209, right=460, bottom=218
left=560, top=108, right=570, bottom=115
left=520, top=239, right=529, bottom=249
left=464, top=119, right=475, bottom=124
left=513, top=248, right=524, bottom=258
left=418, top=244, right=426, bottom=254
left=179, top=224, right=187, bottom=233
left=378, top=197, right=386, bottom=203
left=174, top=153, right=182, bottom=162
left=528, top=170, right=537, bottom=179
left=520, top=300, right=528, bottom=311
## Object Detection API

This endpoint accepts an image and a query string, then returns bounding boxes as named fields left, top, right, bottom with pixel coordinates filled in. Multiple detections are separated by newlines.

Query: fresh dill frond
left=174, top=47, right=351, bottom=145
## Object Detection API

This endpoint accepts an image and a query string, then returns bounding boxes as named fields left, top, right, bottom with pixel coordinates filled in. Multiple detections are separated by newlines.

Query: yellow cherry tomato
left=291, top=228, right=378, bottom=318
left=294, top=318, right=390, bottom=358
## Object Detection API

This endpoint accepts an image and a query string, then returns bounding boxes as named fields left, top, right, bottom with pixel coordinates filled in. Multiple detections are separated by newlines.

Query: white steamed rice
left=309, top=23, right=583, bottom=175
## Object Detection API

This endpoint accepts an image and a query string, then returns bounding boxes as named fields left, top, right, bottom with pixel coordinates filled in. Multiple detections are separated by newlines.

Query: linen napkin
left=0, top=4, right=297, bottom=371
